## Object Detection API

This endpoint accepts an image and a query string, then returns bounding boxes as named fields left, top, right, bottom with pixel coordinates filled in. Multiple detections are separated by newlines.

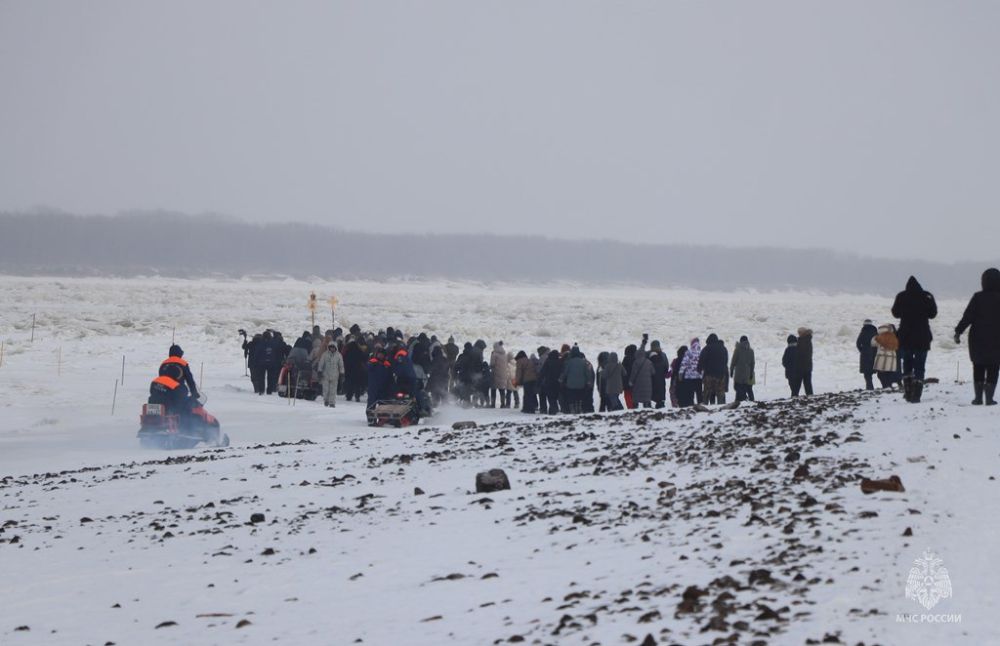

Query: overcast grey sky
left=1, top=1, right=997, bottom=262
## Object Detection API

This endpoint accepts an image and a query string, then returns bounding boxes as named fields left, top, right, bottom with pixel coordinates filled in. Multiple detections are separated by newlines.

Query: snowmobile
left=366, top=392, right=425, bottom=428
left=276, top=349, right=320, bottom=401
left=137, top=395, right=229, bottom=449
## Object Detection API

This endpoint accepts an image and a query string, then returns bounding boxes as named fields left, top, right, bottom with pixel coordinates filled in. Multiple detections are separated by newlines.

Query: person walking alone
left=955, top=268, right=1000, bottom=406
left=892, top=276, right=937, bottom=403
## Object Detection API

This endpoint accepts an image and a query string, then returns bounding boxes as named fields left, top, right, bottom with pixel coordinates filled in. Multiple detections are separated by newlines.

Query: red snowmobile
left=137, top=395, right=229, bottom=449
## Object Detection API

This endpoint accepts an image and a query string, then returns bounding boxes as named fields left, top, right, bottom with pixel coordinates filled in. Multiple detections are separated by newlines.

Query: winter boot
left=986, top=382, right=998, bottom=406
left=902, top=376, right=914, bottom=402
left=909, top=379, right=924, bottom=403
left=973, top=382, right=985, bottom=405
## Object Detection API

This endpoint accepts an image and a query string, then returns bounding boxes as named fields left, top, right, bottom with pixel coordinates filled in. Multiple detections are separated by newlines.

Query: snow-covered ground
left=0, top=276, right=994, bottom=644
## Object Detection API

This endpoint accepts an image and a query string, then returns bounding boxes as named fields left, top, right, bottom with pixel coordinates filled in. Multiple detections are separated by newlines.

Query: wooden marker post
left=31, top=314, right=36, bottom=342
left=328, top=295, right=339, bottom=329
left=308, top=292, right=318, bottom=328
left=112, top=379, right=119, bottom=416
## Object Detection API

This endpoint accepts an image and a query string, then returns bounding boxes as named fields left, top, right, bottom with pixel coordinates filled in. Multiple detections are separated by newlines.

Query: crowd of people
left=236, top=324, right=775, bottom=416
left=144, top=270, right=997, bottom=422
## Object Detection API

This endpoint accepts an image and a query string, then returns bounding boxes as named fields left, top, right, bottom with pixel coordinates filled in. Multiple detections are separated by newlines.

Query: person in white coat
left=490, top=341, right=511, bottom=408
left=316, top=343, right=345, bottom=407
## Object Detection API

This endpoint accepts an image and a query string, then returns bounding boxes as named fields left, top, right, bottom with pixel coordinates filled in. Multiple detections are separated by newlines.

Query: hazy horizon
left=2, top=2, right=998, bottom=263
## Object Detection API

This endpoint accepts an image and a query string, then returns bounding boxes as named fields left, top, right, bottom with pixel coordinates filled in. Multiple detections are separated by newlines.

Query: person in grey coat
left=729, top=336, right=756, bottom=402
left=603, top=351, right=625, bottom=411
left=316, top=343, right=345, bottom=407
left=629, top=347, right=654, bottom=408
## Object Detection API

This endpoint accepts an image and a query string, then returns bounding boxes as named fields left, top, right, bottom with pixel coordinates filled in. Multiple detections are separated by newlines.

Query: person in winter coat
left=316, top=343, right=345, bottom=407
left=678, top=338, right=703, bottom=407
left=669, top=346, right=686, bottom=407
left=366, top=350, right=393, bottom=409
left=294, top=331, right=313, bottom=352
left=260, top=331, right=283, bottom=394
left=160, top=345, right=200, bottom=400
left=391, top=347, right=418, bottom=396
left=730, top=336, right=755, bottom=402
left=955, top=267, right=1000, bottom=405
left=489, top=342, right=511, bottom=408
left=539, top=349, right=563, bottom=414
left=310, top=333, right=331, bottom=392
left=872, top=324, right=901, bottom=388
left=560, top=346, right=589, bottom=413
left=477, top=361, right=492, bottom=407
left=428, top=346, right=451, bottom=406
left=343, top=338, right=368, bottom=402
left=782, top=334, right=799, bottom=397
left=596, top=352, right=609, bottom=412
left=514, top=350, right=538, bottom=413
left=794, top=328, right=814, bottom=396
left=246, top=333, right=266, bottom=395
left=453, top=343, right=476, bottom=405
left=603, top=352, right=625, bottom=411
left=583, top=354, right=596, bottom=413
left=856, top=319, right=879, bottom=390
left=410, top=333, right=432, bottom=373
left=698, top=334, right=729, bottom=405
left=507, top=353, right=520, bottom=409
left=891, top=276, right=938, bottom=398
left=648, top=340, right=669, bottom=408
left=628, top=344, right=654, bottom=409
left=622, top=344, right=638, bottom=409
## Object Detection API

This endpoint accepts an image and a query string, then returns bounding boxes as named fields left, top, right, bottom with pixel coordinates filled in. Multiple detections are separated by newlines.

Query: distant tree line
left=0, top=210, right=989, bottom=296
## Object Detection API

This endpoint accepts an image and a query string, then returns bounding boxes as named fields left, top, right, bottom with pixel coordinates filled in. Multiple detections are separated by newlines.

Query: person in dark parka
left=891, top=276, right=938, bottom=397
left=856, top=319, right=879, bottom=390
left=366, top=350, right=393, bottom=409
left=539, top=350, right=564, bottom=414
left=428, top=346, right=451, bottom=406
left=245, top=333, right=266, bottom=394
left=782, top=334, right=799, bottom=397
left=955, top=268, right=1000, bottom=405
left=391, top=347, right=418, bottom=395
left=698, top=334, right=729, bottom=404
left=648, top=340, right=669, bottom=408
left=343, top=338, right=368, bottom=402
left=622, top=344, right=638, bottom=409
left=452, top=343, right=475, bottom=404
left=628, top=346, right=654, bottom=408
left=669, top=346, right=686, bottom=408
left=560, top=346, right=589, bottom=414
left=794, top=328, right=814, bottom=396
left=730, top=336, right=755, bottom=402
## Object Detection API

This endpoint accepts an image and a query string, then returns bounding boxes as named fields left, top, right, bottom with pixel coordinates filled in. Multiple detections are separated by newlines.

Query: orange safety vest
left=161, top=356, right=189, bottom=368
left=152, top=375, right=181, bottom=390
left=369, top=357, right=391, bottom=368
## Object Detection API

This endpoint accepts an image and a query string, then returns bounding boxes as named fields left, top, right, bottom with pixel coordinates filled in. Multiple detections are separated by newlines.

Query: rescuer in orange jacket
left=148, top=361, right=194, bottom=417
left=159, top=345, right=200, bottom=399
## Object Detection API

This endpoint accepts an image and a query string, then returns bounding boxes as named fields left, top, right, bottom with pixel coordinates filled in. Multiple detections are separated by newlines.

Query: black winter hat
left=169, top=344, right=183, bottom=357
